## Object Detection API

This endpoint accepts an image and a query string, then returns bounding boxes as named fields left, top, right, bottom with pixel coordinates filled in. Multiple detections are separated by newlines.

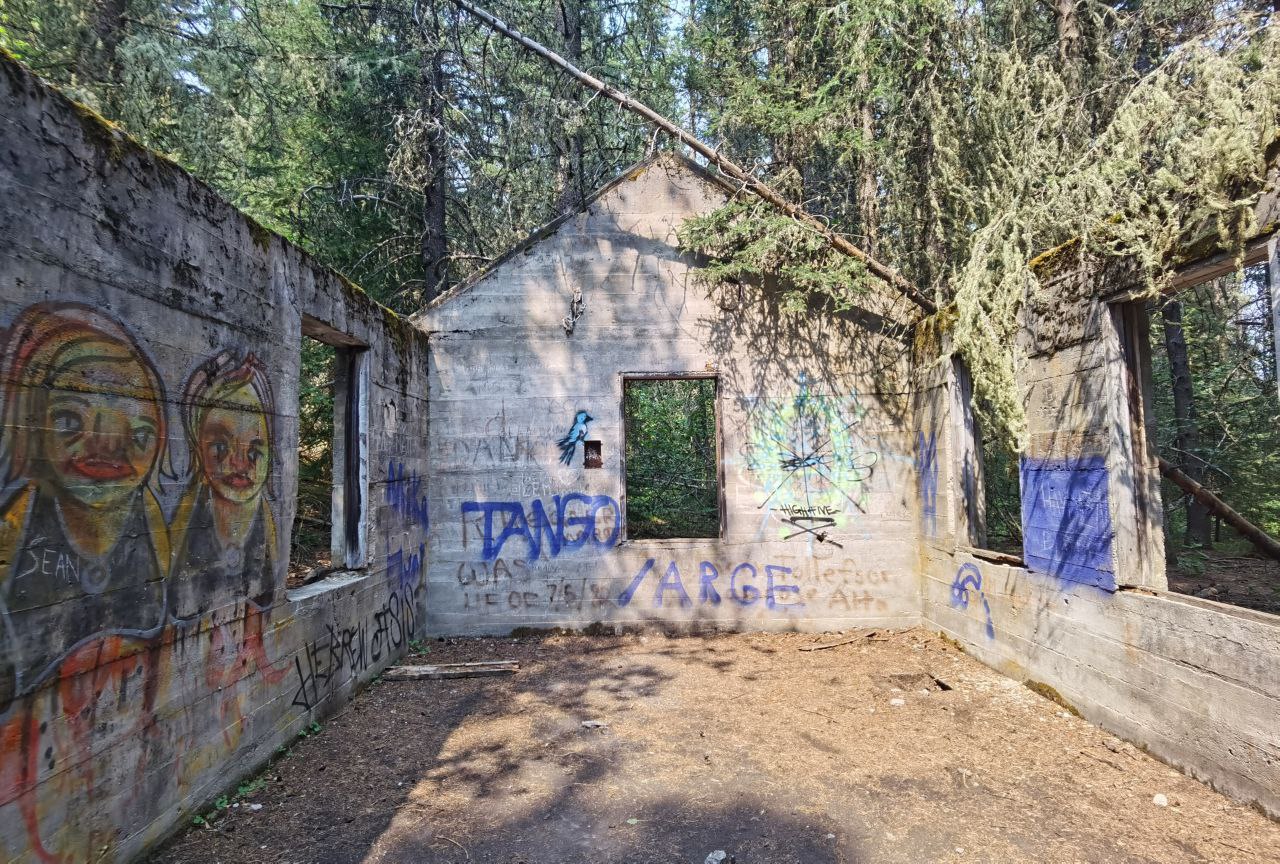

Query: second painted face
left=198, top=383, right=269, bottom=505
left=43, top=345, right=162, bottom=509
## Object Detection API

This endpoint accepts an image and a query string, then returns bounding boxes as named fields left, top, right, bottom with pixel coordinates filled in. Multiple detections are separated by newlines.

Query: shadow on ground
left=147, top=630, right=1280, bottom=864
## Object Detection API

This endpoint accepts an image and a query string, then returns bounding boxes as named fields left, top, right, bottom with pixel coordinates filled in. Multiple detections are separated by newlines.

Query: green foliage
left=236, top=777, right=267, bottom=798
left=292, top=338, right=335, bottom=571
left=676, top=1, right=1280, bottom=448
left=1149, top=266, right=1280, bottom=548
left=982, top=435, right=1024, bottom=554
left=7, top=0, right=1279, bottom=485
left=0, top=0, right=680, bottom=313
left=624, top=379, right=720, bottom=539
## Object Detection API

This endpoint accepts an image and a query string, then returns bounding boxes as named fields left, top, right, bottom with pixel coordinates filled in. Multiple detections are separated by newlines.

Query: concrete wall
left=416, top=155, right=923, bottom=635
left=0, top=57, right=430, bottom=862
left=918, top=250, right=1280, bottom=818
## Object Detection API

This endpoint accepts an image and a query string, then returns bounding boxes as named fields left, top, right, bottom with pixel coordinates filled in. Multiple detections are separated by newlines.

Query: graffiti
left=433, top=402, right=537, bottom=467
left=0, top=633, right=164, bottom=863
left=456, top=557, right=532, bottom=587
left=916, top=430, right=938, bottom=537
left=461, top=493, right=620, bottom=561
left=387, top=543, right=426, bottom=593
left=556, top=409, right=594, bottom=466
left=462, top=578, right=614, bottom=613
left=290, top=587, right=418, bottom=711
left=1020, top=454, right=1115, bottom=591
left=170, top=350, right=278, bottom=620
left=386, top=460, right=429, bottom=532
left=0, top=302, right=418, bottom=863
left=0, top=303, right=170, bottom=708
left=743, top=373, right=878, bottom=544
left=950, top=563, right=994, bottom=639
left=616, top=559, right=804, bottom=611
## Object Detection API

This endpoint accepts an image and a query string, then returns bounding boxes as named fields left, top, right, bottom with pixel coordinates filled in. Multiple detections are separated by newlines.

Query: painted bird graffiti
left=557, top=410, right=593, bottom=465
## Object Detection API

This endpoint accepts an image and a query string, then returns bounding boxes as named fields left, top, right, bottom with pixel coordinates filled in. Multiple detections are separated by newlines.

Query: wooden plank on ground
left=383, top=661, right=519, bottom=680
left=799, top=633, right=875, bottom=652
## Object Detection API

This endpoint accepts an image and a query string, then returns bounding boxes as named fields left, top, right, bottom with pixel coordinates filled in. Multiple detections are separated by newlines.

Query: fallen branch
left=1157, top=456, right=1280, bottom=562
left=382, top=661, right=519, bottom=680
left=450, top=0, right=936, bottom=316
left=798, top=633, right=874, bottom=652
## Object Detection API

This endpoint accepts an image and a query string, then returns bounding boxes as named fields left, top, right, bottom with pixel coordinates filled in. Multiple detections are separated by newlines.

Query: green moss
left=67, top=99, right=130, bottom=164
left=246, top=219, right=274, bottom=253
left=1024, top=680, right=1082, bottom=717
left=1027, top=237, right=1082, bottom=279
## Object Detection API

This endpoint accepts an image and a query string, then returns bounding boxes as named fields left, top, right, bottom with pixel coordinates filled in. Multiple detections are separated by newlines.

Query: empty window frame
left=289, top=324, right=368, bottom=587
left=623, top=376, right=721, bottom=540
left=1126, top=257, right=1280, bottom=614
left=953, top=359, right=1023, bottom=558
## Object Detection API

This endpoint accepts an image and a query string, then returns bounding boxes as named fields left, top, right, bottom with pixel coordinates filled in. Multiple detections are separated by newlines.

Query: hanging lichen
left=679, top=7, right=1280, bottom=449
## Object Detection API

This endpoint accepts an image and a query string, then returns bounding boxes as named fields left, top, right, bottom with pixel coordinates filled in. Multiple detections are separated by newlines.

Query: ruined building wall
left=917, top=253, right=1280, bottom=817
left=0, top=57, right=430, bottom=862
left=416, top=156, right=923, bottom=635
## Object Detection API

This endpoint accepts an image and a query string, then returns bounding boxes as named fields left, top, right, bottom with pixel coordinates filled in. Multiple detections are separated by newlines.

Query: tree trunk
left=1268, top=235, right=1280, bottom=403
left=421, top=6, right=449, bottom=303
left=1161, top=299, right=1212, bottom=547
left=1055, top=0, right=1082, bottom=69
left=82, top=0, right=130, bottom=111
left=553, top=0, right=586, bottom=215
left=1158, top=457, right=1280, bottom=562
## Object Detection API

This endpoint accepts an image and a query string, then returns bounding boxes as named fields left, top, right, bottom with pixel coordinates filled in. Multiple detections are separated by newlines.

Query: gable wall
left=419, top=158, right=926, bottom=634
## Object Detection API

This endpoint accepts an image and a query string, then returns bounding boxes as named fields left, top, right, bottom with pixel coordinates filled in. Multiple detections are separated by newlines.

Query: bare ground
left=148, top=630, right=1280, bottom=864
left=1168, top=550, right=1280, bottom=616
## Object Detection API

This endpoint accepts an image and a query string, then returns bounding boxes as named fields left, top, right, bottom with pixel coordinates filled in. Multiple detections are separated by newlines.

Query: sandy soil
left=148, top=630, right=1280, bottom=864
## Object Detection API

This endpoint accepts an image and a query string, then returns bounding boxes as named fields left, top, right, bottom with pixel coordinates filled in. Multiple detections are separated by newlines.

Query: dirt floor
left=149, top=630, right=1280, bottom=864
left=1167, top=549, right=1280, bottom=616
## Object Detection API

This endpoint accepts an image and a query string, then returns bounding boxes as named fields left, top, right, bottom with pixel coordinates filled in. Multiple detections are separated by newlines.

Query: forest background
left=2, top=0, right=1277, bottom=572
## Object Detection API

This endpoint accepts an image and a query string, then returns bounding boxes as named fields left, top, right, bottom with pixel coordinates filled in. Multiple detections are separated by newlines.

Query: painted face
left=198, top=383, right=269, bottom=505
left=42, top=347, right=162, bottom=508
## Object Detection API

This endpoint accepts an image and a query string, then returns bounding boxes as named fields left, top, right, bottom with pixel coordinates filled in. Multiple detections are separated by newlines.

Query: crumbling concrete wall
left=917, top=251, right=1280, bottom=817
left=416, top=155, right=922, bottom=635
left=0, top=56, right=430, bottom=862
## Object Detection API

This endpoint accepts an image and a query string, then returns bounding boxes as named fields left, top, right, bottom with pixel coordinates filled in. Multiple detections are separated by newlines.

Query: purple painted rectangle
left=1019, top=454, right=1115, bottom=591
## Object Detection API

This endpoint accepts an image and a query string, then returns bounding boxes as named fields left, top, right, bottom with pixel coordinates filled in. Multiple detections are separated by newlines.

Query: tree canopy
left=4, top=0, right=1278, bottom=565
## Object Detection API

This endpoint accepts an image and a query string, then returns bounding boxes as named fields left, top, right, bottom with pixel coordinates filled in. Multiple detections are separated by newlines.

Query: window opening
left=289, top=332, right=367, bottom=588
left=955, top=360, right=1023, bottom=558
left=623, top=377, right=720, bottom=540
left=1145, top=262, right=1280, bottom=613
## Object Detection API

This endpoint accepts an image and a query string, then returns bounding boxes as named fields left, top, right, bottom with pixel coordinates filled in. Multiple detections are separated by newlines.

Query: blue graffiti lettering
left=654, top=561, right=692, bottom=607
left=764, top=564, right=801, bottom=610
left=730, top=563, right=761, bottom=606
left=950, top=562, right=994, bottom=639
left=618, top=559, right=655, bottom=606
left=698, top=561, right=721, bottom=605
left=387, top=543, right=425, bottom=593
left=462, top=494, right=621, bottom=561
left=616, top=559, right=804, bottom=613
left=916, top=431, right=938, bottom=537
left=387, top=460, right=430, bottom=531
